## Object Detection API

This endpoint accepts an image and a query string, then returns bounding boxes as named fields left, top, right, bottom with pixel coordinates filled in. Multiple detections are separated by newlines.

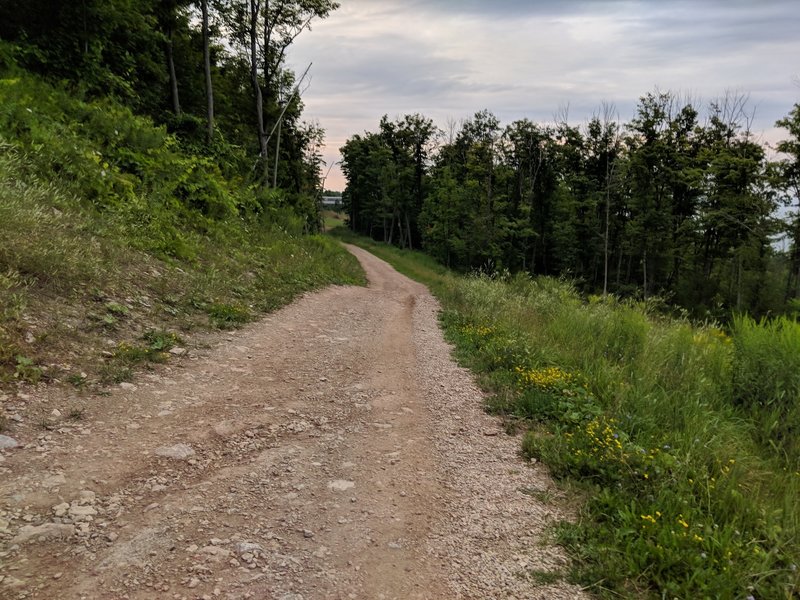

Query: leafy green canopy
left=342, top=95, right=800, bottom=319
left=0, top=0, right=334, bottom=206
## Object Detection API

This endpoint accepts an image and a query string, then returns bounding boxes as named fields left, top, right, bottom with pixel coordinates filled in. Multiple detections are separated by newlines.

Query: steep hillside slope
left=0, top=60, right=363, bottom=399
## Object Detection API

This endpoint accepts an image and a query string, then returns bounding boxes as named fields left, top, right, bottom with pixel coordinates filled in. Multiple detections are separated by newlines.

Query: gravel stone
left=154, top=443, right=196, bottom=460
left=12, top=523, right=76, bottom=544
left=0, top=435, right=19, bottom=449
left=327, top=480, right=355, bottom=492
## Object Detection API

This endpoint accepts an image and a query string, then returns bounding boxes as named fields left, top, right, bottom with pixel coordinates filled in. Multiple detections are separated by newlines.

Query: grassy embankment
left=0, top=60, right=364, bottom=400
left=321, top=210, right=347, bottom=232
left=334, top=229, right=800, bottom=599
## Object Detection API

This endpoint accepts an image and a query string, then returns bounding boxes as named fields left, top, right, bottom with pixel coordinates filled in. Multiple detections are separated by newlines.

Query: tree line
left=341, top=95, right=800, bottom=318
left=0, top=0, right=339, bottom=227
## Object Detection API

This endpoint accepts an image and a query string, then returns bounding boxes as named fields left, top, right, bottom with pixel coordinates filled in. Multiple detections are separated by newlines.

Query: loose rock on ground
left=0, top=244, right=586, bottom=599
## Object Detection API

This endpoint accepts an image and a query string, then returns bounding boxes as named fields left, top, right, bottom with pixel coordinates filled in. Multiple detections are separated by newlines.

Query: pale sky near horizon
left=285, top=0, right=800, bottom=191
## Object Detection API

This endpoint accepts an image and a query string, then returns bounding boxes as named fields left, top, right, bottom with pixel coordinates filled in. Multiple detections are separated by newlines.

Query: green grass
left=0, top=65, right=365, bottom=387
left=330, top=228, right=452, bottom=292
left=341, top=232, right=800, bottom=599
left=322, top=210, right=346, bottom=231
left=732, top=315, right=800, bottom=461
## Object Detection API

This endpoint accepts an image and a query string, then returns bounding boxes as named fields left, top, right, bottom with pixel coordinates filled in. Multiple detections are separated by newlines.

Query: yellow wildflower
left=641, top=514, right=657, bottom=524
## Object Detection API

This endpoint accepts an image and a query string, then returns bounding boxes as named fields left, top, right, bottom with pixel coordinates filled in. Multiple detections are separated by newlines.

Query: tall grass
left=445, top=274, right=800, bottom=598
left=0, top=148, right=107, bottom=288
left=342, top=234, right=800, bottom=598
left=733, top=315, right=800, bottom=462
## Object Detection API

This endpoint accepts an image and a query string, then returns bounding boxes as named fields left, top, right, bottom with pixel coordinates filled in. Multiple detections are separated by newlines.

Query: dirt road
left=0, top=245, right=586, bottom=599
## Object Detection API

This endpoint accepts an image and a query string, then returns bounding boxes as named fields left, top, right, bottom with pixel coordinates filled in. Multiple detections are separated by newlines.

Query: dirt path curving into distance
left=0, top=244, right=587, bottom=599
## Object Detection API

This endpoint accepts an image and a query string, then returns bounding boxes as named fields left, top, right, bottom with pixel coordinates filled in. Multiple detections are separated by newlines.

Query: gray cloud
left=404, top=0, right=632, bottom=18
left=287, top=0, right=800, bottom=189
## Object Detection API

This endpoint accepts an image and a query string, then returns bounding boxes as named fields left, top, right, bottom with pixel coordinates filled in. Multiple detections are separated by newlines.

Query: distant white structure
left=321, top=196, right=342, bottom=208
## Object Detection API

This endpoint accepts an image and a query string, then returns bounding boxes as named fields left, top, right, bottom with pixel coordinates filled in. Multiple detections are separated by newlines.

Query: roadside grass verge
left=322, top=210, right=347, bottom=232
left=340, top=232, right=800, bottom=599
left=0, top=148, right=365, bottom=386
left=330, top=228, right=452, bottom=292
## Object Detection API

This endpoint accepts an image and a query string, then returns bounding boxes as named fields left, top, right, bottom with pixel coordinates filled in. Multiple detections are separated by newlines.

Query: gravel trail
left=0, top=244, right=587, bottom=599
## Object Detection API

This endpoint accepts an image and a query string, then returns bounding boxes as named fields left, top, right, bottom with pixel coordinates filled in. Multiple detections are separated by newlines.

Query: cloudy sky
left=286, top=0, right=800, bottom=191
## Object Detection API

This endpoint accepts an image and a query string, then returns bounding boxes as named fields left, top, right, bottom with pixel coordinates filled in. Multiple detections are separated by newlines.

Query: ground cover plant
left=0, top=63, right=364, bottom=389
left=339, top=232, right=800, bottom=599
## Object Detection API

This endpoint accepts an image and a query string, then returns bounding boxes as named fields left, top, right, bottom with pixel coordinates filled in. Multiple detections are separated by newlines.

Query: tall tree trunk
left=642, top=247, right=648, bottom=300
left=201, top=0, right=214, bottom=143
left=249, top=0, right=268, bottom=183
left=445, top=222, right=451, bottom=268
left=784, top=262, right=794, bottom=303
left=82, top=0, right=89, bottom=55
left=388, top=213, right=395, bottom=245
left=795, top=262, right=800, bottom=300
left=166, top=27, right=181, bottom=117
left=397, top=215, right=405, bottom=249
left=263, top=0, right=273, bottom=92
left=736, top=252, right=743, bottom=311
left=603, top=185, right=610, bottom=295
left=272, top=118, right=282, bottom=188
left=263, top=0, right=278, bottom=183
left=626, top=253, right=632, bottom=285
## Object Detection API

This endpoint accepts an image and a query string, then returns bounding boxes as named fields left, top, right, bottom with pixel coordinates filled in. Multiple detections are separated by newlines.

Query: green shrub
left=14, top=355, right=42, bottom=383
left=142, top=330, right=181, bottom=355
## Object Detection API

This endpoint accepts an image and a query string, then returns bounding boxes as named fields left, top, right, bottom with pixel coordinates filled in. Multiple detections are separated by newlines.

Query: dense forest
left=0, top=0, right=339, bottom=227
left=341, top=98, right=800, bottom=319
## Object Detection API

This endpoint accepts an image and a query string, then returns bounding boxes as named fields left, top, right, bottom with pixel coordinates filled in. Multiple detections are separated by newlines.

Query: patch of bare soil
left=0, top=245, right=587, bottom=599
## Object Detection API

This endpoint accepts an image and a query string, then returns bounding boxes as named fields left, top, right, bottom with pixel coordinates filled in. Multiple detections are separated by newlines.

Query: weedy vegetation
left=0, top=58, right=365, bottom=389
left=341, top=232, right=800, bottom=599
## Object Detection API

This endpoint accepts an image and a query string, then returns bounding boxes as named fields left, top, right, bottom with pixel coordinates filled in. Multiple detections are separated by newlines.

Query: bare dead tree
left=269, top=63, right=312, bottom=187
